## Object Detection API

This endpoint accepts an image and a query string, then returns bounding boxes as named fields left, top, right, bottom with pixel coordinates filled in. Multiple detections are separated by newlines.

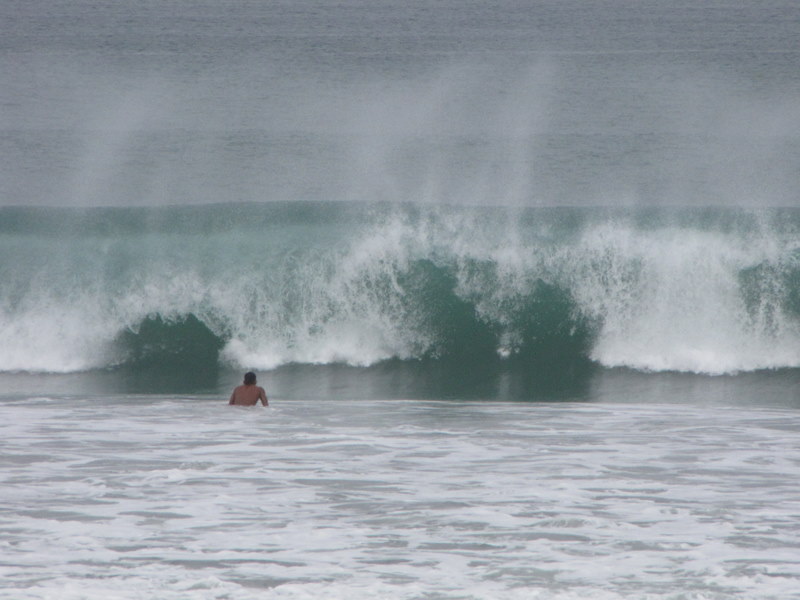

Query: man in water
left=228, top=372, right=269, bottom=406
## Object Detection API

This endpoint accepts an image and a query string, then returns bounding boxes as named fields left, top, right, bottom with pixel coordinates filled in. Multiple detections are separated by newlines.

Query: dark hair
left=243, top=372, right=257, bottom=385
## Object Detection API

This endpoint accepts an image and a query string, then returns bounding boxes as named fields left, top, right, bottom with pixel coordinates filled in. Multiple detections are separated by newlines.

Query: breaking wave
left=2, top=202, right=800, bottom=376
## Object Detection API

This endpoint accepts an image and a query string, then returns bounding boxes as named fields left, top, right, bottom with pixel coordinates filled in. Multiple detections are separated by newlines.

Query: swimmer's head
left=243, top=372, right=256, bottom=385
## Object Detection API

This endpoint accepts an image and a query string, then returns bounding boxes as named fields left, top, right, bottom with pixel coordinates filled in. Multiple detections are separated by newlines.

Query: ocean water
left=2, top=1, right=800, bottom=598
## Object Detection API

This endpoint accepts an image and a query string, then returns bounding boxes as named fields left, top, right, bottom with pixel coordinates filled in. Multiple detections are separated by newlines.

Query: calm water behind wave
left=2, top=0, right=799, bottom=207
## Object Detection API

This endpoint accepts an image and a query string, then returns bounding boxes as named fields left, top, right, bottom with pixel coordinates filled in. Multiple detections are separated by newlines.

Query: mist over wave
left=4, top=1, right=799, bottom=211
left=2, top=203, right=799, bottom=376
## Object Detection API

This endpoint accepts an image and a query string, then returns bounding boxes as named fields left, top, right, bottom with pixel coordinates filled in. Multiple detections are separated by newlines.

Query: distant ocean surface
left=2, top=1, right=800, bottom=599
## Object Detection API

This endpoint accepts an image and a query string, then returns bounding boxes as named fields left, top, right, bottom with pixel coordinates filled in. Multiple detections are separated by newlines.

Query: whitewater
left=2, top=397, right=800, bottom=600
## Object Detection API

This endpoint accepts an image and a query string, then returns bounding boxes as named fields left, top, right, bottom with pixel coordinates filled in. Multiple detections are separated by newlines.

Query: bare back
left=229, top=384, right=268, bottom=406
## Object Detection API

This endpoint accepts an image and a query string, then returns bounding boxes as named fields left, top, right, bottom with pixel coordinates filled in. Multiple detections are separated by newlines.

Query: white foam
left=2, top=399, right=799, bottom=599
left=567, top=221, right=800, bottom=373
